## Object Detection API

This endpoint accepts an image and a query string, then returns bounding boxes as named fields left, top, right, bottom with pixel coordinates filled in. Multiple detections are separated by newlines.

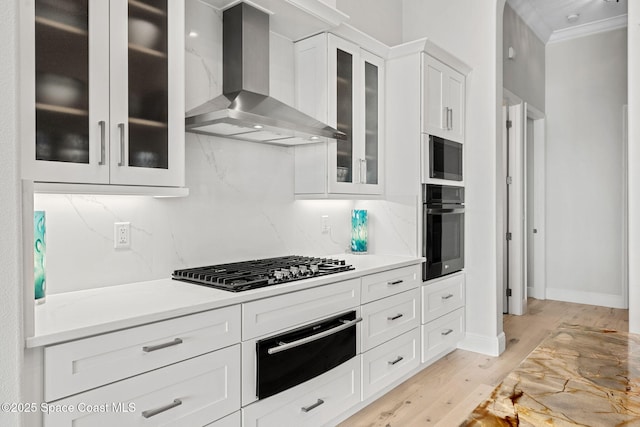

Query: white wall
left=503, top=4, right=545, bottom=112
left=628, top=2, right=640, bottom=333
left=0, top=0, right=23, bottom=425
left=402, top=0, right=506, bottom=355
left=336, top=0, right=403, bottom=46
left=545, top=28, right=627, bottom=308
left=33, top=0, right=416, bottom=295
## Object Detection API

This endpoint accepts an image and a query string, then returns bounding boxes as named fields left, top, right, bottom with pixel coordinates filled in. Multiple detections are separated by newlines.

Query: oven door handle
left=267, top=317, right=363, bottom=355
left=426, top=208, right=465, bottom=214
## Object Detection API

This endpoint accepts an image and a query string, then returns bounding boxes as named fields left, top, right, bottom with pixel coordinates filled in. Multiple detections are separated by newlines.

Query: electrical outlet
left=321, top=215, right=330, bottom=234
left=114, top=222, right=131, bottom=249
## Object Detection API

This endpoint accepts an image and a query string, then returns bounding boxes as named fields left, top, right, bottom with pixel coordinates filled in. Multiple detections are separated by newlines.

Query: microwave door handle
left=267, top=317, right=363, bottom=355
left=426, top=208, right=465, bottom=214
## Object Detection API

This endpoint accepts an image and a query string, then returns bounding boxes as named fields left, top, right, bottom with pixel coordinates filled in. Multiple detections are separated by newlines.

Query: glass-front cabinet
left=294, top=33, right=384, bottom=197
left=21, top=0, right=184, bottom=188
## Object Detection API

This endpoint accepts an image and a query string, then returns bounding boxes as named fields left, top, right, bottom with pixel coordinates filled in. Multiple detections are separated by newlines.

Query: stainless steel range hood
left=185, top=2, right=346, bottom=145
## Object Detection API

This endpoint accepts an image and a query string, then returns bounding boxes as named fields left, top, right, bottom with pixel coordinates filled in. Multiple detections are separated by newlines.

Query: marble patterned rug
left=460, top=323, right=640, bottom=426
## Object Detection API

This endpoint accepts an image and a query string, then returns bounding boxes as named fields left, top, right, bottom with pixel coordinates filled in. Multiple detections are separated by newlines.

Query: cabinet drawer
left=44, top=345, right=241, bottom=427
left=362, top=328, right=420, bottom=400
left=242, top=279, right=360, bottom=340
left=361, top=265, right=420, bottom=304
left=422, top=307, right=465, bottom=363
left=422, top=272, right=465, bottom=323
left=44, top=305, right=241, bottom=401
left=205, top=411, right=240, bottom=427
left=242, top=357, right=361, bottom=427
left=361, top=288, right=420, bottom=351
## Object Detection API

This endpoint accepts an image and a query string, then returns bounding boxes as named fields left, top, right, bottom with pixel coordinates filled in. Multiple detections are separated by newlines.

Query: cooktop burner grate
left=172, top=255, right=354, bottom=292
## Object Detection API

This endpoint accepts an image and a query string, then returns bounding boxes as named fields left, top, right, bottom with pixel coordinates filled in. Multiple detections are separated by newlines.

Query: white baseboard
left=545, top=288, right=627, bottom=309
left=457, top=331, right=506, bottom=356
left=528, top=286, right=545, bottom=300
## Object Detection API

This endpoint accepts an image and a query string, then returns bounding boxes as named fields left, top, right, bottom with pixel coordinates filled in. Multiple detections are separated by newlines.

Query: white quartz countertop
left=28, top=254, right=423, bottom=348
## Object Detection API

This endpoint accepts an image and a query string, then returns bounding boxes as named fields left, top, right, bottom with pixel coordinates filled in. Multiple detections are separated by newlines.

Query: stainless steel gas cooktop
left=172, top=255, right=354, bottom=292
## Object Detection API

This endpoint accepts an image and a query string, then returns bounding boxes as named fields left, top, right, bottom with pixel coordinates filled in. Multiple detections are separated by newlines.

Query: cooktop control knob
left=274, top=271, right=284, bottom=280
left=290, top=266, right=299, bottom=276
left=310, top=264, right=319, bottom=274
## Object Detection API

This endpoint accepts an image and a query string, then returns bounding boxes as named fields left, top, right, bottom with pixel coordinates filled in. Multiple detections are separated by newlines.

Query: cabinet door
left=109, top=0, right=184, bottom=187
left=357, top=50, right=384, bottom=195
left=23, top=0, right=110, bottom=184
left=327, top=34, right=361, bottom=194
left=446, top=69, right=465, bottom=142
left=422, top=55, right=446, bottom=138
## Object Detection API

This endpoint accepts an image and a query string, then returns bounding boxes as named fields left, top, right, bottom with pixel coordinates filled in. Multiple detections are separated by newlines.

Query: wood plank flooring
left=338, top=298, right=629, bottom=427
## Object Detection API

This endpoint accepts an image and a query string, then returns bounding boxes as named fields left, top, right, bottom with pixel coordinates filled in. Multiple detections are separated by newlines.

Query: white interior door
left=507, top=102, right=527, bottom=315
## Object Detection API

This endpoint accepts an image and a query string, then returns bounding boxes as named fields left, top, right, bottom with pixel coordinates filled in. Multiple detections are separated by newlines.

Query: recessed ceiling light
left=188, top=31, right=198, bottom=38
left=309, top=136, right=320, bottom=141
left=253, top=125, right=263, bottom=129
left=567, top=13, right=580, bottom=22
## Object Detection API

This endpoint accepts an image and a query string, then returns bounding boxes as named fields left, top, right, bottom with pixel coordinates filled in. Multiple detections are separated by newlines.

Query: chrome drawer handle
left=387, top=280, right=404, bottom=286
left=388, top=355, right=404, bottom=366
left=441, top=329, right=454, bottom=336
left=387, top=313, right=404, bottom=321
left=141, top=399, right=182, bottom=418
left=267, top=317, right=363, bottom=355
left=441, top=294, right=454, bottom=300
left=301, top=399, right=324, bottom=413
left=142, top=338, right=183, bottom=353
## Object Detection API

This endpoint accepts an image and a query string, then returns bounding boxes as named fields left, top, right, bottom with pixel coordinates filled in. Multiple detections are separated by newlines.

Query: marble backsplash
left=34, top=0, right=418, bottom=294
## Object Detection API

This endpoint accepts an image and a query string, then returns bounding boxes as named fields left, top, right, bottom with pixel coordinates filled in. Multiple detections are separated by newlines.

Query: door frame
left=502, top=89, right=546, bottom=315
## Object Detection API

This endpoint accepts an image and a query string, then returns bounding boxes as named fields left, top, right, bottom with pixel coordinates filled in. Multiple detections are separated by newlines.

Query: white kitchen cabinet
left=361, top=264, right=420, bottom=304
left=421, top=271, right=466, bottom=365
left=294, top=33, right=384, bottom=197
left=44, top=345, right=241, bottom=427
left=362, top=328, right=420, bottom=400
left=422, top=307, right=465, bottom=364
left=421, top=272, right=465, bottom=324
left=423, top=54, right=465, bottom=143
left=360, top=288, right=420, bottom=352
left=21, top=0, right=185, bottom=188
left=242, top=357, right=361, bottom=427
left=44, top=305, right=241, bottom=401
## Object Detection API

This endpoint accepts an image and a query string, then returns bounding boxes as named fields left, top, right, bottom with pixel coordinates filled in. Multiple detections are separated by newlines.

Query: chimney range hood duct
left=185, top=3, right=346, bottom=145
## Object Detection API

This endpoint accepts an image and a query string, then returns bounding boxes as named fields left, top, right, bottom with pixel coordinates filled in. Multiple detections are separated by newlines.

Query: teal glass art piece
left=34, top=210, right=46, bottom=303
left=351, top=209, right=368, bottom=253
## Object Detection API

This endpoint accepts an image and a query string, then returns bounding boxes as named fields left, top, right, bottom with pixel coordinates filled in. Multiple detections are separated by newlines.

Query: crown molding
left=506, top=0, right=552, bottom=43
left=548, top=14, right=628, bottom=44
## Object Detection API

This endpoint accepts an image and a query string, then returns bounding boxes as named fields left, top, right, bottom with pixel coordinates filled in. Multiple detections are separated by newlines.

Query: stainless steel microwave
left=429, top=135, right=463, bottom=181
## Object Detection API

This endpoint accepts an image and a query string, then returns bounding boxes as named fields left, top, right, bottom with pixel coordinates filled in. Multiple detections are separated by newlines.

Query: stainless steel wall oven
left=423, top=184, right=465, bottom=280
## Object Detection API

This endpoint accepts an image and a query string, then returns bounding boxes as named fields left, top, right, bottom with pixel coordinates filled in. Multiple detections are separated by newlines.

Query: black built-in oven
left=423, top=184, right=465, bottom=281
left=256, top=310, right=361, bottom=400
left=429, top=135, right=463, bottom=181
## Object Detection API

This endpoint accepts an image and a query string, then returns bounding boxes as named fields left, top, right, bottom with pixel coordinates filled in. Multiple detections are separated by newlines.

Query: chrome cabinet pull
left=388, top=356, right=404, bottom=366
left=441, top=329, right=454, bottom=336
left=387, top=313, right=404, bottom=321
left=117, top=123, right=125, bottom=166
left=98, top=121, right=106, bottom=165
left=142, top=338, right=183, bottom=353
left=448, top=108, right=453, bottom=130
left=267, top=317, right=363, bottom=355
left=441, top=294, right=454, bottom=300
left=387, top=279, right=404, bottom=286
left=360, top=159, right=367, bottom=184
left=141, top=399, right=182, bottom=418
left=301, top=398, right=324, bottom=413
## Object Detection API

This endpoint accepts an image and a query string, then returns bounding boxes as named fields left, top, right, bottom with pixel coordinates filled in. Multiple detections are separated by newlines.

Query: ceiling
left=507, top=0, right=628, bottom=43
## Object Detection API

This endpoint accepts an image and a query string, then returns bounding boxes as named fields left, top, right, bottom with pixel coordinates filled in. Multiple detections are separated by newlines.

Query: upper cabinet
left=294, top=33, right=384, bottom=197
left=21, top=0, right=185, bottom=189
left=423, top=55, right=465, bottom=143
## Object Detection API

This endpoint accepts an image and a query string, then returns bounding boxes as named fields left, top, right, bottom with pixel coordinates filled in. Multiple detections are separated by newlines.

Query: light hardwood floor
left=338, top=298, right=629, bottom=427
